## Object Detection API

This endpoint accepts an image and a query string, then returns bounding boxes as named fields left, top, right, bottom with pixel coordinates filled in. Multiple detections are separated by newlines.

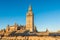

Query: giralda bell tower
left=26, top=5, right=34, bottom=32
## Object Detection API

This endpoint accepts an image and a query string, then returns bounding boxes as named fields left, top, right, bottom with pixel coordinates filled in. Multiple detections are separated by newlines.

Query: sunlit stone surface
left=0, top=5, right=60, bottom=40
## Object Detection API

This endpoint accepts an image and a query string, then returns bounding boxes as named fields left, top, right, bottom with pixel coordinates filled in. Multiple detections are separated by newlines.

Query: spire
left=28, top=4, right=32, bottom=11
left=46, top=28, right=49, bottom=32
left=27, top=4, right=33, bottom=16
left=14, top=22, right=17, bottom=26
left=7, top=25, right=9, bottom=28
left=7, top=24, right=9, bottom=27
left=14, top=22, right=17, bottom=25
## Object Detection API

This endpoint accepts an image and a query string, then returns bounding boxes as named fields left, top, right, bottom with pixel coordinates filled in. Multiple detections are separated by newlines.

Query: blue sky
left=0, top=0, right=60, bottom=32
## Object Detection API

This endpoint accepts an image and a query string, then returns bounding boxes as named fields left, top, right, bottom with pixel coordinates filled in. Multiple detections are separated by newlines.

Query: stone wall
left=1, top=36, right=60, bottom=40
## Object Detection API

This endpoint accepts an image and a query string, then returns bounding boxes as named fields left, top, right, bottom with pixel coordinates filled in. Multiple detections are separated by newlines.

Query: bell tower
left=26, top=5, right=34, bottom=32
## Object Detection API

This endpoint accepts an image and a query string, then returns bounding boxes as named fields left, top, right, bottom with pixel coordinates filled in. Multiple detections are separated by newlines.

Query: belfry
left=26, top=5, right=34, bottom=32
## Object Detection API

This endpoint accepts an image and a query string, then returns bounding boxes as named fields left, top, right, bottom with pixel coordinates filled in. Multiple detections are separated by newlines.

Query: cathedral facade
left=0, top=5, right=60, bottom=40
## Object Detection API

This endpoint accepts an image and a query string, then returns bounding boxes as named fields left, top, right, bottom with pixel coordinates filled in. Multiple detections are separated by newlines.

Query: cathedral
left=0, top=5, right=60, bottom=40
